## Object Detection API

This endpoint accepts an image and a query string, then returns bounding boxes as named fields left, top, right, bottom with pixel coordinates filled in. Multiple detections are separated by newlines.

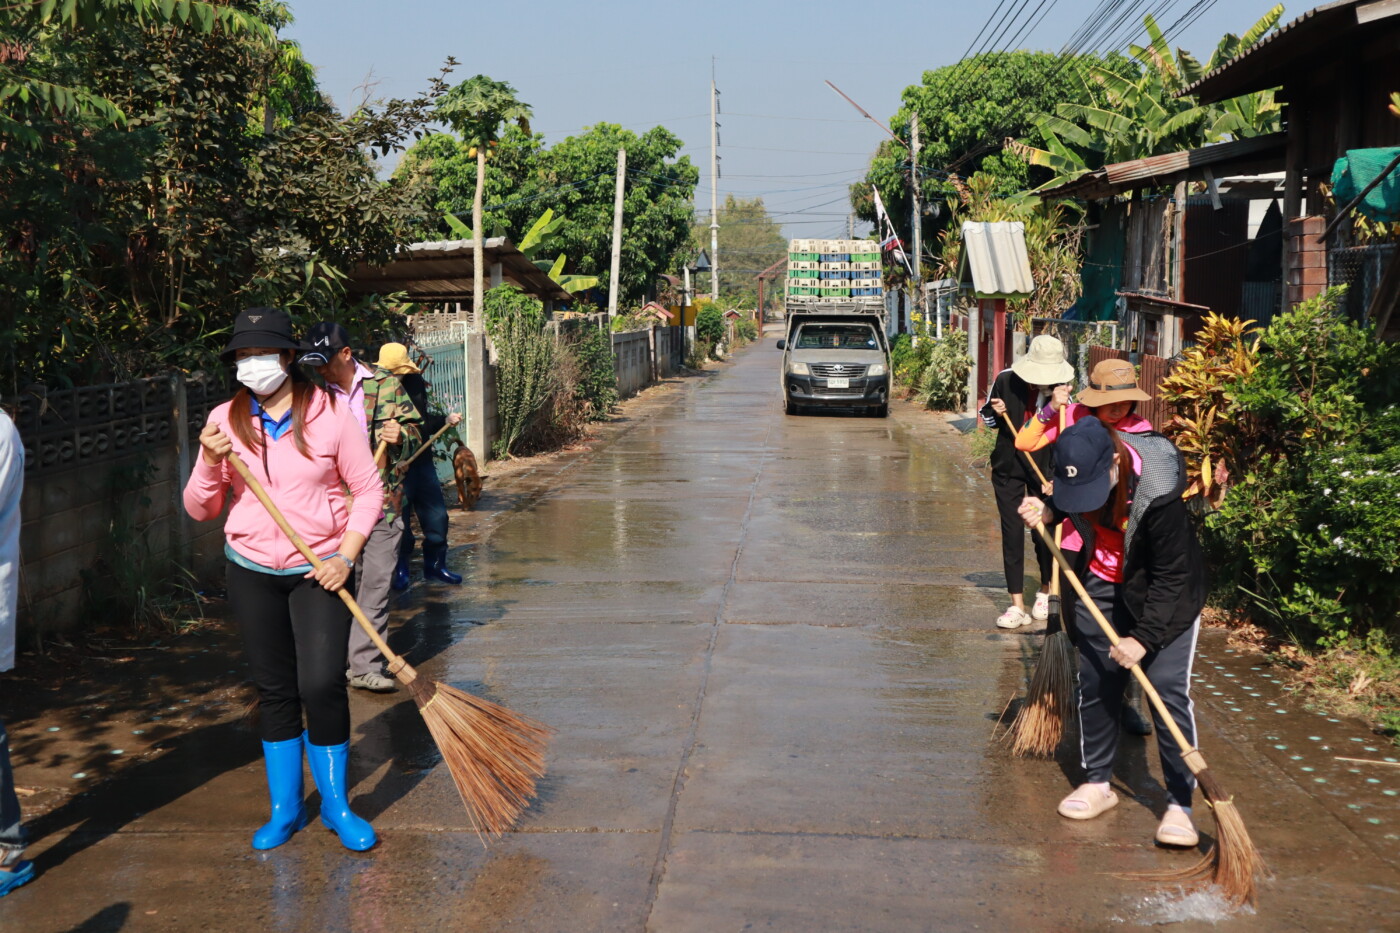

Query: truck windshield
left=794, top=325, right=878, bottom=350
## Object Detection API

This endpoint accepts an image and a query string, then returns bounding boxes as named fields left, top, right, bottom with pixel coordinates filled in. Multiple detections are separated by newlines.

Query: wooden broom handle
left=373, top=439, right=388, bottom=470
left=1050, top=404, right=1065, bottom=596
left=394, top=421, right=458, bottom=475
left=1033, top=521, right=1200, bottom=769
left=227, top=452, right=402, bottom=667
left=999, top=409, right=1050, bottom=487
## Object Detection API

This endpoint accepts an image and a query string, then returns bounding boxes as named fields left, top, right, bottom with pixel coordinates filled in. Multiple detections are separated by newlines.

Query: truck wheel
left=784, top=397, right=803, bottom=416
left=871, top=403, right=889, bottom=418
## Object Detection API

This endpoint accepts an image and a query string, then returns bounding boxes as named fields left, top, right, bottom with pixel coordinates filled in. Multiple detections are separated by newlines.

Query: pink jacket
left=183, top=389, right=384, bottom=570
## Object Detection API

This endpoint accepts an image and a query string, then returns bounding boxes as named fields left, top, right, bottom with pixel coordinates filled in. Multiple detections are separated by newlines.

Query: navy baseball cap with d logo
left=1051, top=416, right=1116, bottom=514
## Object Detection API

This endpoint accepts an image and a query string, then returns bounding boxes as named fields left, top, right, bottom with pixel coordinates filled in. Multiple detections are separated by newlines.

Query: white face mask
left=236, top=353, right=288, bottom=396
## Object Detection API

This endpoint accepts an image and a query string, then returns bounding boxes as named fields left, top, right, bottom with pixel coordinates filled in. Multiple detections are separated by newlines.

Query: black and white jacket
left=1055, top=431, right=1207, bottom=652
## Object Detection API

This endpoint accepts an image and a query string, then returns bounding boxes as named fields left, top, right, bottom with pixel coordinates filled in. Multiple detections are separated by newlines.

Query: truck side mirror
left=775, top=339, right=786, bottom=350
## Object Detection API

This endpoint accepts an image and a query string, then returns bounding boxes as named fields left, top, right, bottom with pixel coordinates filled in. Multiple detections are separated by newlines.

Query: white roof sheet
left=959, top=222, right=1034, bottom=298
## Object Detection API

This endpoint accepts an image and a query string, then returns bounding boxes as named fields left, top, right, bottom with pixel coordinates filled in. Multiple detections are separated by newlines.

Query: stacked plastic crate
left=786, top=239, right=883, bottom=303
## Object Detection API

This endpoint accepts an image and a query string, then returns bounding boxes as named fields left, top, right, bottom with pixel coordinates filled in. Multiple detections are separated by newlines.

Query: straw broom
left=1033, top=520, right=1265, bottom=907
left=997, top=408, right=1076, bottom=758
left=227, top=452, right=549, bottom=839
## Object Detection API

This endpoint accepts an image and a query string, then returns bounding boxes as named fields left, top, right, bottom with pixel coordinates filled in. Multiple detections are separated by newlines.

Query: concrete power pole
left=848, top=212, right=855, bottom=239
left=608, top=147, right=626, bottom=317
left=910, top=114, right=922, bottom=335
left=709, top=69, right=720, bottom=302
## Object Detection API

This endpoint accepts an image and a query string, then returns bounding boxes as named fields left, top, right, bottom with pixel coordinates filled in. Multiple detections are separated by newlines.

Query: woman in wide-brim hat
left=184, top=307, right=385, bottom=853
left=1013, top=356, right=1159, bottom=734
left=979, top=334, right=1075, bottom=629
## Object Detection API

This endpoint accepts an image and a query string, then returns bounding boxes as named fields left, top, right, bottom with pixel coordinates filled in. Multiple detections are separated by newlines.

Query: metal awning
left=957, top=222, right=1034, bottom=299
left=1036, top=134, right=1288, bottom=201
left=1116, top=291, right=1210, bottom=314
left=1183, top=0, right=1384, bottom=103
left=348, top=238, right=573, bottom=304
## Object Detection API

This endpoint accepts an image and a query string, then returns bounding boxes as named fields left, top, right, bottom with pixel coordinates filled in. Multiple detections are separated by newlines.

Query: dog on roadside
left=452, top=441, right=482, bottom=509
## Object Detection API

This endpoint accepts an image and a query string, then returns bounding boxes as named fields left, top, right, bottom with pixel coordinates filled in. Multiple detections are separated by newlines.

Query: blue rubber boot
left=0, top=859, right=34, bottom=898
left=423, top=544, right=462, bottom=585
left=390, top=553, right=411, bottom=592
left=252, top=735, right=308, bottom=850
left=305, top=735, right=376, bottom=851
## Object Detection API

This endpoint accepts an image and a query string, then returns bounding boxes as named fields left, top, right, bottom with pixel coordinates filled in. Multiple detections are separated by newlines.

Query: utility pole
left=910, top=113, right=923, bottom=336
left=608, top=147, right=626, bottom=317
left=847, top=211, right=855, bottom=240
left=709, top=63, right=720, bottom=302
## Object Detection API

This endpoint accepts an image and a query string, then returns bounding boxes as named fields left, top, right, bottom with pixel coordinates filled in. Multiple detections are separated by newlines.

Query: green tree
left=851, top=50, right=1119, bottom=272
left=690, top=194, right=786, bottom=310
left=1, top=1, right=454, bottom=386
left=1015, top=8, right=1284, bottom=189
left=400, top=121, right=698, bottom=306
left=435, top=75, right=533, bottom=322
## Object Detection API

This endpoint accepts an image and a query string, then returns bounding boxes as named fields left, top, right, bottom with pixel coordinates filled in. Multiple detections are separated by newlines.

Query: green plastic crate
left=788, top=269, right=819, bottom=279
left=850, top=252, right=880, bottom=263
left=789, top=252, right=820, bottom=262
left=820, top=287, right=851, bottom=298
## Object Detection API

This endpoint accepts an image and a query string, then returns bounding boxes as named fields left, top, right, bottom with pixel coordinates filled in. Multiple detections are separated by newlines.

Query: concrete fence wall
left=612, top=330, right=652, bottom=399
left=9, top=375, right=231, bottom=641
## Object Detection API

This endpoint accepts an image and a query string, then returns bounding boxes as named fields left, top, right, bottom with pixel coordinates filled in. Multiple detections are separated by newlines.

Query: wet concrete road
left=6, top=334, right=1400, bottom=931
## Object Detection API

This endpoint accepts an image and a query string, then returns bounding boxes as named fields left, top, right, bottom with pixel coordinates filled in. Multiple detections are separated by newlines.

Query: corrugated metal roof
left=1037, top=133, right=1287, bottom=200
left=1183, top=0, right=1372, bottom=103
left=959, top=222, right=1034, bottom=298
left=350, top=237, right=573, bottom=303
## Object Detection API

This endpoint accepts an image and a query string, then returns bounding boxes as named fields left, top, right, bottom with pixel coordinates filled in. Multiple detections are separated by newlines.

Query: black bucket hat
left=221, top=307, right=300, bottom=361
left=297, top=321, right=353, bottom=367
left=1050, top=415, right=1117, bottom=514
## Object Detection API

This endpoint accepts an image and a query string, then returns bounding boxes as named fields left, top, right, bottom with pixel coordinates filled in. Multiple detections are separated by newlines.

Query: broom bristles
left=409, top=677, right=551, bottom=840
left=1116, top=775, right=1267, bottom=907
left=1004, top=630, right=1077, bottom=758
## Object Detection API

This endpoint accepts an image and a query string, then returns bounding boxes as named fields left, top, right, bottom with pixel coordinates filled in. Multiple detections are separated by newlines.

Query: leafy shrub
left=1159, top=312, right=1261, bottom=507
left=734, top=317, right=758, bottom=344
left=889, top=333, right=934, bottom=393
left=609, top=310, right=654, bottom=332
left=695, top=306, right=724, bottom=350
left=916, top=330, right=972, bottom=411
left=568, top=323, right=619, bottom=421
left=1201, top=288, right=1400, bottom=645
left=687, top=338, right=715, bottom=369
left=484, top=286, right=556, bottom=458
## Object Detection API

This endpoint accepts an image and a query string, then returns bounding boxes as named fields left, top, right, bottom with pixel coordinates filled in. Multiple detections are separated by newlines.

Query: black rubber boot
left=423, top=544, right=462, bottom=585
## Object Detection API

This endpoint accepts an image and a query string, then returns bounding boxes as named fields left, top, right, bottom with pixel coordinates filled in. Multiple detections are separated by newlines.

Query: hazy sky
left=285, top=0, right=1286, bottom=240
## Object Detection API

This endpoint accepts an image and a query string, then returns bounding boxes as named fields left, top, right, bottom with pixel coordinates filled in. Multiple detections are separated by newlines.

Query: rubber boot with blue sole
left=305, top=734, right=376, bottom=851
left=252, top=734, right=308, bottom=850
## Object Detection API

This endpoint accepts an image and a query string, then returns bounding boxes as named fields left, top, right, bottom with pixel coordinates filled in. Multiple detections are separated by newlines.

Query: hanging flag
left=872, top=187, right=912, bottom=274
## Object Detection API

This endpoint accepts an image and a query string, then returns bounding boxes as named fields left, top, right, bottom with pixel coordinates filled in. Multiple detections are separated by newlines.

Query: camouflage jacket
left=361, top=367, right=422, bottom=523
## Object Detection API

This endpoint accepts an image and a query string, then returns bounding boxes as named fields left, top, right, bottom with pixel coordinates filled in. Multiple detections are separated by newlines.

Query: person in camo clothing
left=299, top=322, right=422, bottom=693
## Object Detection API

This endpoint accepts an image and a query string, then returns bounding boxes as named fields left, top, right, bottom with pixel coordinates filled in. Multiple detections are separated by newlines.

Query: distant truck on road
left=777, top=238, right=890, bottom=417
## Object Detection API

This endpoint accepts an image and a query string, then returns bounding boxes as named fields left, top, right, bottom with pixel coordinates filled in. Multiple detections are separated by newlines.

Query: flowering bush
left=1204, top=289, right=1400, bottom=645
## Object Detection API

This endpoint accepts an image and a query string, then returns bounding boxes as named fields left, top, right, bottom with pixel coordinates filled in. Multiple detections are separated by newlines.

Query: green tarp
left=1332, top=148, right=1400, bottom=224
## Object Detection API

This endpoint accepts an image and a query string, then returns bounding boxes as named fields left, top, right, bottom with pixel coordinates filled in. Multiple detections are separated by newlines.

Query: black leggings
left=991, top=469, right=1053, bottom=596
left=227, top=562, right=353, bottom=746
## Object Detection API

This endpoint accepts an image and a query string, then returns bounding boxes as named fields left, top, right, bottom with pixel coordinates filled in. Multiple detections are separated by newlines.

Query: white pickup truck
left=776, top=311, right=890, bottom=418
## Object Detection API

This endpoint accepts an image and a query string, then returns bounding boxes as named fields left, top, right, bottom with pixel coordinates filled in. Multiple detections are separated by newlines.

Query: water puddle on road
left=1113, top=887, right=1255, bottom=925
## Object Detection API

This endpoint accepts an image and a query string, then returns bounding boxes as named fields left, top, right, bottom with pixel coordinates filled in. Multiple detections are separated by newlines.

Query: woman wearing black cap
left=183, top=308, right=385, bottom=852
left=1017, top=416, right=1207, bottom=847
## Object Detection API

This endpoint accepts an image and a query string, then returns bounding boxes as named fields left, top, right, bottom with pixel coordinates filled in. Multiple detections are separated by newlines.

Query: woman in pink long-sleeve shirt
left=183, top=308, right=384, bottom=853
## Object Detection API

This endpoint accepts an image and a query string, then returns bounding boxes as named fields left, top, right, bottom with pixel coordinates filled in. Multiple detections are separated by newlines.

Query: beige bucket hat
left=1078, top=358, right=1151, bottom=407
left=1011, top=335, right=1075, bottom=386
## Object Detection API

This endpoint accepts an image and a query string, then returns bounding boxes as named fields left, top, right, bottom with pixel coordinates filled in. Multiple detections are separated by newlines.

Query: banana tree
left=1014, top=6, right=1284, bottom=191
left=435, top=75, right=532, bottom=323
left=444, top=208, right=599, bottom=294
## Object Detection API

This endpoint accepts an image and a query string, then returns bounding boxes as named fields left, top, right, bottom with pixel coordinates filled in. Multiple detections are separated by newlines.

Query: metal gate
left=413, top=327, right=469, bottom=483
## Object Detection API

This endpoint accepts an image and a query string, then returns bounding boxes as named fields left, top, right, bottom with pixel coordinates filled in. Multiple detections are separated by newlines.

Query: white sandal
left=995, top=607, right=1032, bottom=629
left=1057, top=784, right=1119, bottom=820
